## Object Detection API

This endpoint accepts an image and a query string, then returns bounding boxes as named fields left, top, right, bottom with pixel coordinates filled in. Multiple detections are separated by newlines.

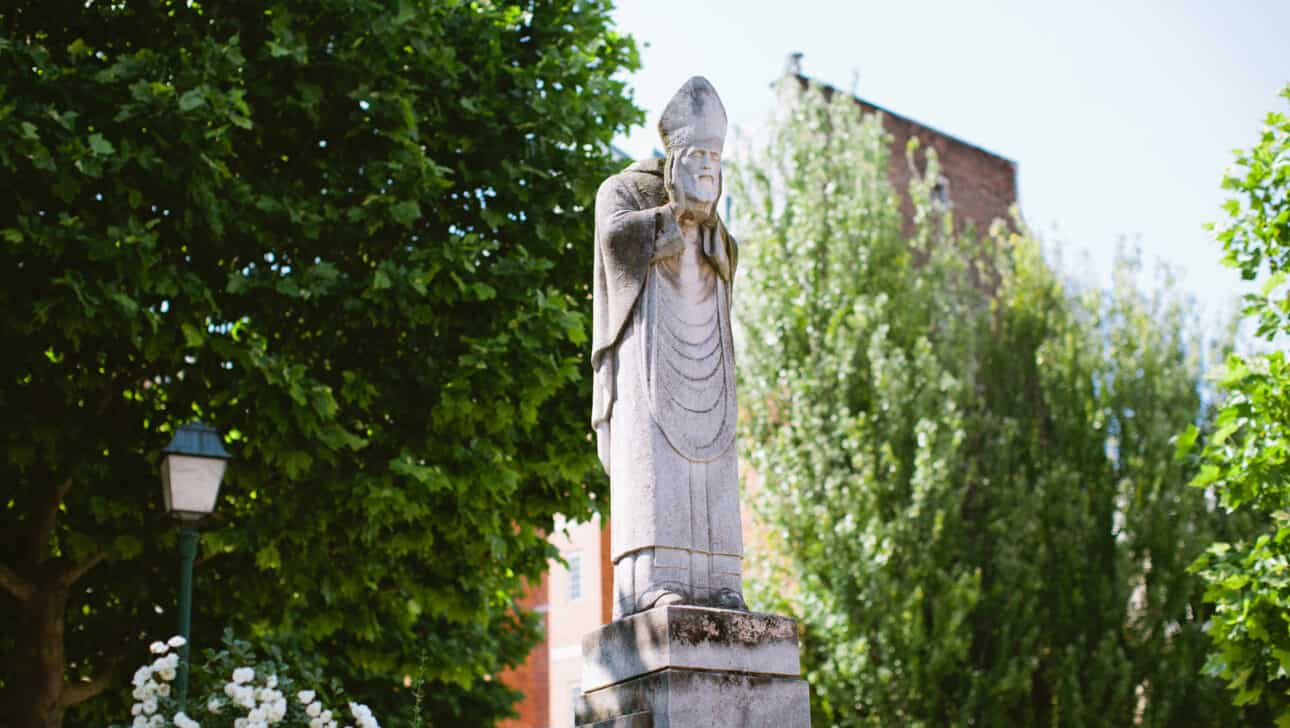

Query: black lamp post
left=160, top=422, right=230, bottom=708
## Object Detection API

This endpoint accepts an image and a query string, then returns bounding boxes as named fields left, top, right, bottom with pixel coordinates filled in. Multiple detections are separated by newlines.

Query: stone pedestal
left=575, top=606, right=811, bottom=728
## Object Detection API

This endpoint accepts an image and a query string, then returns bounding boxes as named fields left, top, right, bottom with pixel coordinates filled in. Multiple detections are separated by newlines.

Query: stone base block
left=581, top=711, right=652, bottom=728
left=576, top=606, right=810, bottom=727
left=576, top=668, right=810, bottom=728
left=582, top=605, right=801, bottom=691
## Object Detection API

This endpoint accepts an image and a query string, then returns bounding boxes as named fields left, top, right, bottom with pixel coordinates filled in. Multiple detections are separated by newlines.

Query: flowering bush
left=111, top=633, right=380, bottom=728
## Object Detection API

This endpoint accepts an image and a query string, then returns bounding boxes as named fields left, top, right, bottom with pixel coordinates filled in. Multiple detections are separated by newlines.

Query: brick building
left=499, top=67, right=1019, bottom=728
left=778, top=65, right=1019, bottom=235
left=498, top=516, right=613, bottom=728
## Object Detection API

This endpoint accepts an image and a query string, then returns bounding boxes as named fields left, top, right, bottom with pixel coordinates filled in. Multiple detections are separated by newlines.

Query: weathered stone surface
left=582, top=605, right=802, bottom=691
left=577, top=669, right=810, bottom=728
left=583, top=712, right=653, bottom=728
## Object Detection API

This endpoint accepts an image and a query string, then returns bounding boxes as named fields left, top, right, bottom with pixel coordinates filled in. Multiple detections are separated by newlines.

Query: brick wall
left=599, top=520, right=613, bottom=625
left=862, top=97, right=1018, bottom=234
left=497, top=573, right=549, bottom=728
left=791, top=74, right=1018, bottom=234
left=504, top=516, right=611, bottom=728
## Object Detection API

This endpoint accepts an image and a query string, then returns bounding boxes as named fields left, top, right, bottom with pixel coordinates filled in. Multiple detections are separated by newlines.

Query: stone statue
left=591, top=77, right=745, bottom=618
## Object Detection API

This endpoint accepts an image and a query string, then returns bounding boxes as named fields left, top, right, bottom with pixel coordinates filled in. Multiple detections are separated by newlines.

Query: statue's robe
left=591, top=158, right=742, bottom=614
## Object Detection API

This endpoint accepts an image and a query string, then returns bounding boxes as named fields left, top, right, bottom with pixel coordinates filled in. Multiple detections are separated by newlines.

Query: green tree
left=1185, top=84, right=1290, bottom=721
left=0, top=2, right=639, bottom=726
left=732, top=83, right=1254, bottom=726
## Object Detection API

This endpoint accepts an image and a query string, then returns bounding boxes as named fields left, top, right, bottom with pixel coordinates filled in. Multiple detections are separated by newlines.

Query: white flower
left=148, top=713, right=165, bottom=727
left=174, top=711, right=200, bottom=728
left=320, top=710, right=332, bottom=723
left=233, top=667, right=255, bottom=684
left=265, top=675, right=278, bottom=689
left=225, top=682, right=239, bottom=698
left=297, top=690, right=316, bottom=704
left=306, top=700, right=322, bottom=718
left=264, top=699, right=287, bottom=723
left=348, top=702, right=379, bottom=728
left=131, top=703, right=143, bottom=716
left=149, top=641, right=168, bottom=655
left=163, top=653, right=181, bottom=669
left=234, top=719, right=248, bottom=728
left=132, top=717, right=148, bottom=728
left=207, top=696, right=223, bottom=714
left=156, top=683, right=170, bottom=697
left=235, top=685, right=257, bottom=709
left=248, top=707, right=266, bottom=723
left=132, top=666, right=153, bottom=687
left=309, top=719, right=325, bottom=728
left=141, top=698, right=157, bottom=716
left=158, top=667, right=177, bottom=682
left=167, top=636, right=188, bottom=648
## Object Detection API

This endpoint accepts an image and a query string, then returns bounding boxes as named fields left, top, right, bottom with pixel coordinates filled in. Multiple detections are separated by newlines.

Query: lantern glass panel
left=162, top=454, right=226, bottom=519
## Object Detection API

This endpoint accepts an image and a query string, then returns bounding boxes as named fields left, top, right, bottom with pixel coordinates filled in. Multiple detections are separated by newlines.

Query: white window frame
left=566, top=551, right=582, bottom=601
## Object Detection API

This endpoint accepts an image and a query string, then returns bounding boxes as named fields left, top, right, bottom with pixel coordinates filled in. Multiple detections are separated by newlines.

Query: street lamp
left=160, top=421, right=231, bottom=707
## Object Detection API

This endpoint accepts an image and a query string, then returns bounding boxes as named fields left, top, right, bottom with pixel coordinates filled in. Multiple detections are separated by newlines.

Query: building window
left=931, top=175, right=952, bottom=208
left=566, top=551, right=582, bottom=601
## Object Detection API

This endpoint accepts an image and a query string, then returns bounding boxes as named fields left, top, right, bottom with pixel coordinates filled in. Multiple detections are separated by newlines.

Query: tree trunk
left=7, top=579, right=69, bottom=728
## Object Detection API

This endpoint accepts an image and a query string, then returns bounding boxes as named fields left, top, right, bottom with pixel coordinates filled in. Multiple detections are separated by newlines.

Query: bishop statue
left=591, top=77, right=745, bottom=619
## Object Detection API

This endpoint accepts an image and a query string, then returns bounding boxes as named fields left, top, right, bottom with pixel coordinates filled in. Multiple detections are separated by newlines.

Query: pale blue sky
left=610, top=0, right=1290, bottom=315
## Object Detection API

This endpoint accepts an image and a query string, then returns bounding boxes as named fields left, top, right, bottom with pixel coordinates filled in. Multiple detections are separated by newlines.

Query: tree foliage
left=1185, top=84, right=1290, bottom=721
left=0, top=1, right=639, bottom=725
left=732, top=83, right=1257, bottom=726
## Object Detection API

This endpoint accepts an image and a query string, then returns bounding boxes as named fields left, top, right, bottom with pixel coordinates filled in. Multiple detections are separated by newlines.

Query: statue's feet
left=638, top=587, right=688, bottom=613
left=653, top=591, right=687, bottom=608
left=713, top=588, right=747, bottom=611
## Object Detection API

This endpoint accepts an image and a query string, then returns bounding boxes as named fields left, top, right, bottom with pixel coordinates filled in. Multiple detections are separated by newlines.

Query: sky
left=609, top=0, right=1290, bottom=317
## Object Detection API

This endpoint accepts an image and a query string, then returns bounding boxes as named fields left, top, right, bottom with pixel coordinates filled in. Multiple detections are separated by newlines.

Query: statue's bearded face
left=674, top=144, right=721, bottom=217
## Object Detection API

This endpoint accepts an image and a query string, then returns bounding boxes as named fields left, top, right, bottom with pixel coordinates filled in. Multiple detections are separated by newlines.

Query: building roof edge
left=789, top=73, right=1018, bottom=168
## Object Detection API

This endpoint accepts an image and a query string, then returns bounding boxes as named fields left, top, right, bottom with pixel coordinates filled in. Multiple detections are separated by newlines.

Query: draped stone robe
left=591, top=158, right=742, bottom=609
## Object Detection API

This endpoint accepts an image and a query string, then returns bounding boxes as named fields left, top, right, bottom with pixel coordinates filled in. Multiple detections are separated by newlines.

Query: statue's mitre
left=658, top=76, right=728, bottom=152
